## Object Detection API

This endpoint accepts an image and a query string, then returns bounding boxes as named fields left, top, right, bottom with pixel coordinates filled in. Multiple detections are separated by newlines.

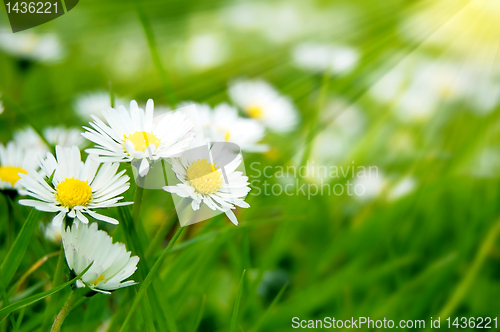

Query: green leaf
left=0, top=263, right=93, bottom=318
left=230, top=270, right=246, bottom=332
left=0, top=210, right=41, bottom=290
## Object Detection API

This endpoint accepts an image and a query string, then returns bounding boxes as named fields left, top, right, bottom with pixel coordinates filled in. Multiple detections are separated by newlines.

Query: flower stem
left=39, top=249, right=65, bottom=331
left=131, top=176, right=145, bottom=227
left=50, top=290, right=81, bottom=332
left=5, top=194, right=14, bottom=249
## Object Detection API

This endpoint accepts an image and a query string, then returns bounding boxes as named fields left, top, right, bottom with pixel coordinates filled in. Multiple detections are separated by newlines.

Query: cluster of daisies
left=0, top=78, right=299, bottom=294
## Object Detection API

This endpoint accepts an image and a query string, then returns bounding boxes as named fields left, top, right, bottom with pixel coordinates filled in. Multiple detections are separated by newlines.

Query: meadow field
left=1, top=0, right=500, bottom=331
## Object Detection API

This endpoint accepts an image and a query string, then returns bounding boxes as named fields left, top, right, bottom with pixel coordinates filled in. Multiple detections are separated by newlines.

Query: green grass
left=1, top=0, right=500, bottom=331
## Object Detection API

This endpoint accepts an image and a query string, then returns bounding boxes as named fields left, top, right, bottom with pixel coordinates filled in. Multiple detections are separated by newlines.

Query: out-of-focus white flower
left=467, top=148, right=500, bottom=178
left=309, top=98, right=366, bottom=166
left=13, top=126, right=48, bottom=156
left=369, top=55, right=480, bottom=122
left=185, top=33, right=229, bottom=70
left=73, top=91, right=127, bottom=121
left=83, top=99, right=194, bottom=176
left=394, top=85, right=439, bottom=123
left=220, top=2, right=359, bottom=44
left=164, top=153, right=250, bottom=226
left=321, top=98, right=366, bottom=138
left=153, top=105, right=172, bottom=117
left=0, top=142, right=39, bottom=193
left=107, top=38, right=149, bottom=81
left=388, top=177, right=417, bottom=201
left=19, top=146, right=132, bottom=225
left=292, top=42, right=359, bottom=75
left=0, top=29, right=64, bottom=63
left=220, top=2, right=303, bottom=43
left=353, top=170, right=386, bottom=201
left=43, top=221, right=62, bottom=243
left=261, top=3, right=303, bottom=43
left=228, top=79, right=299, bottom=133
left=196, top=103, right=267, bottom=152
left=43, top=126, right=86, bottom=148
left=466, top=75, right=500, bottom=115
left=220, top=2, right=268, bottom=31
left=62, top=222, right=139, bottom=294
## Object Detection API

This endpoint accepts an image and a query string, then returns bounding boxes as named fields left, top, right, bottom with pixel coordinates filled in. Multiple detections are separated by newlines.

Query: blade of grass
left=230, top=270, right=246, bottom=332
left=118, top=206, right=169, bottom=332
left=191, top=294, right=206, bottom=332
left=14, top=307, right=25, bottom=332
left=0, top=263, right=92, bottom=318
left=299, top=69, right=330, bottom=168
left=8, top=279, right=48, bottom=304
left=251, top=282, right=288, bottom=332
left=140, top=297, right=157, bottom=332
left=145, top=198, right=189, bottom=259
left=0, top=210, right=41, bottom=290
left=0, top=272, right=17, bottom=331
left=133, top=0, right=176, bottom=104
left=41, top=249, right=69, bottom=331
left=8, top=251, right=60, bottom=297
left=438, top=218, right=500, bottom=319
left=118, top=226, right=184, bottom=332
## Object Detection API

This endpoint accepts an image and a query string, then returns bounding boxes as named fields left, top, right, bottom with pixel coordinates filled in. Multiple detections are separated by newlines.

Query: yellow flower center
left=246, top=105, right=263, bottom=119
left=91, top=274, right=105, bottom=286
left=186, top=158, right=223, bottom=195
left=439, top=86, right=454, bottom=98
left=124, top=131, right=161, bottom=152
left=216, top=126, right=231, bottom=142
left=0, top=166, right=28, bottom=186
left=56, top=178, right=92, bottom=208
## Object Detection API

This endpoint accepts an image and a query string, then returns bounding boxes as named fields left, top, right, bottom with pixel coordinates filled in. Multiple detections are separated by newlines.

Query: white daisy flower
left=196, top=103, right=267, bottom=152
left=185, top=33, right=229, bottom=71
left=0, top=142, right=39, bottom=193
left=18, top=145, right=132, bottom=226
left=388, top=177, right=417, bottom=201
left=163, top=151, right=251, bottom=226
left=369, top=55, right=475, bottom=122
left=73, top=90, right=127, bottom=121
left=43, top=221, right=62, bottom=244
left=228, top=79, right=299, bottom=133
left=43, top=126, right=87, bottom=148
left=0, top=29, right=64, bottom=63
left=13, top=126, right=49, bottom=156
left=82, top=99, right=194, bottom=177
left=292, top=42, right=359, bottom=75
left=353, top=171, right=387, bottom=202
left=62, top=222, right=139, bottom=294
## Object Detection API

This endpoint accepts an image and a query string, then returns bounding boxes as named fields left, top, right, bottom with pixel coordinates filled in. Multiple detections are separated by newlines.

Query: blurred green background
left=1, top=0, right=500, bottom=331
